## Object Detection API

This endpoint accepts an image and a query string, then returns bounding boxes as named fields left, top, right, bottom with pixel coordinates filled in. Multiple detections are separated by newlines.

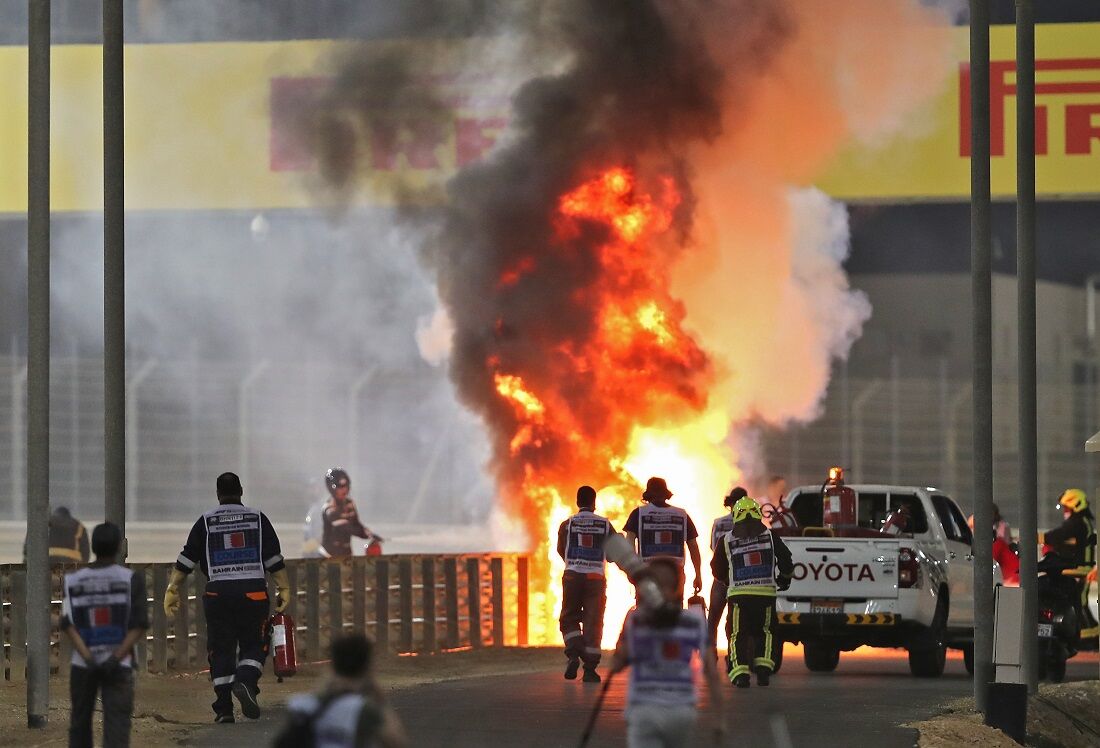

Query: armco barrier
left=0, top=554, right=529, bottom=680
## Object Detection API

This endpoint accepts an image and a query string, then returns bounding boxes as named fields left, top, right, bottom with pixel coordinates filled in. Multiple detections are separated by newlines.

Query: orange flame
left=492, top=166, right=738, bottom=647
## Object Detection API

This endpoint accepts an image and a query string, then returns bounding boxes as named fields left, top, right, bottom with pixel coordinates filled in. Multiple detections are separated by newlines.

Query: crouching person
left=611, top=558, right=726, bottom=748
left=275, top=633, right=407, bottom=748
left=61, top=522, right=148, bottom=748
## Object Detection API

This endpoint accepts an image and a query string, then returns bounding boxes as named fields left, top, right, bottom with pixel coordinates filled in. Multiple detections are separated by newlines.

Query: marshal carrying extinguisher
left=267, top=612, right=298, bottom=681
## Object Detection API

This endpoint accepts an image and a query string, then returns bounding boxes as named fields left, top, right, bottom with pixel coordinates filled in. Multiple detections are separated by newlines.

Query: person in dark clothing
left=556, top=485, right=615, bottom=682
left=320, top=467, right=381, bottom=557
left=707, top=487, right=747, bottom=647
left=164, top=472, right=289, bottom=722
left=709, top=498, right=794, bottom=688
left=61, top=522, right=148, bottom=748
left=23, top=506, right=90, bottom=565
left=276, top=634, right=407, bottom=748
left=623, top=477, right=704, bottom=598
left=1042, top=489, right=1097, bottom=639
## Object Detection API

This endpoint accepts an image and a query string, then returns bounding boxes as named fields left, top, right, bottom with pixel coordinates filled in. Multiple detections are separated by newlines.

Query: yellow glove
left=164, top=568, right=187, bottom=618
left=273, top=568, right=291, bottom=613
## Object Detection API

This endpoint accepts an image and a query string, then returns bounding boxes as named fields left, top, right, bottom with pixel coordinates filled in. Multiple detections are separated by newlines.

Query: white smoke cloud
left=415, top=304, right=455, bottom=366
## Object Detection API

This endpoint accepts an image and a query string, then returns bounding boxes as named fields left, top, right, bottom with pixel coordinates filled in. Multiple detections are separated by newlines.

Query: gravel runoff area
left=912, top=680, right=1100, bottom=748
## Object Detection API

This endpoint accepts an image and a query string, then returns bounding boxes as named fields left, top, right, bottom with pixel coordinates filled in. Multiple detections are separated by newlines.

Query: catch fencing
left=0, top=352, right=491, bottom=525
left=762, top=371, right=1098, bottom=531
left=0, top=554, right=529, bottom=681
left=1, top=350, right=1096, bottom=532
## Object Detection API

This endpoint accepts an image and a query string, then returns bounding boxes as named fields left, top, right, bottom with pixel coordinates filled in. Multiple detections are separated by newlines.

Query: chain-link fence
left=761, top=367, right=1097, bottom=531
left=0, top=353, right=491, bottom=525
left=1, top=351, right=1095, bottom=532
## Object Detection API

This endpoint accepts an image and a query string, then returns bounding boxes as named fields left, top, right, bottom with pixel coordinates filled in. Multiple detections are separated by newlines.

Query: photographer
left=275, top=633, right=406, bottom=748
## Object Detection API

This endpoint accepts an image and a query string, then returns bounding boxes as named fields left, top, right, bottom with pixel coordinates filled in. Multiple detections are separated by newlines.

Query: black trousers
left=559, top=571, right=606, bottom=666
left=727, top=595, right=777, bottom=679
left=203, top=592, right=270, bottom=715
left=69, top=664, right=133, bottom=748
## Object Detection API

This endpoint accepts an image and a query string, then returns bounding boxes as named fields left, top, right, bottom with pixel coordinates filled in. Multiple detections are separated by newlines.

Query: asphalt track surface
left=185, top=646, right=1098, bottom=747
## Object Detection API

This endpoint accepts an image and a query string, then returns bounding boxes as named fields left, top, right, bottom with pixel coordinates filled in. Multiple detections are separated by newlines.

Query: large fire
left=308, top=0, right=957, bottom=653
left=490, top=166, right=739, bottom=646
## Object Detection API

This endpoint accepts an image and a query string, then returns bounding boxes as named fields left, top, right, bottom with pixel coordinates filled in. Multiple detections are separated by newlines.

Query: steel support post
left=969, top=0, right=995, bottom=715
left=25, top=0, right=51, bottom=728
left=104, top=0, right=126, bottom=549
left=1014, top=0, right=1038, bottom=694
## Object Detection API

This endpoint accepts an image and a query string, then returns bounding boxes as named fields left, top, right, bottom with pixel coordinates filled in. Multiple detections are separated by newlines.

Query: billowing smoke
left=310, top=0, right=955, bottom=640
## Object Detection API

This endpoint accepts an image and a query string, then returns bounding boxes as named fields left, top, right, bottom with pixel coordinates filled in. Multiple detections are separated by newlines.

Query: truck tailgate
left=783, top=537, right=901, bottom=600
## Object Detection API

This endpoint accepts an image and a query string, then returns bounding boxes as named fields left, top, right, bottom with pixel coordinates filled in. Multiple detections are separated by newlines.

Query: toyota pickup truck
left=773, top=484, right=1001, bottom=677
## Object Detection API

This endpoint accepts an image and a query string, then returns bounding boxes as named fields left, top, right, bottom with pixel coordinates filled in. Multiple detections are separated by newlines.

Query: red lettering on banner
left=369, top=118, right=446, bottom=170
left=269, top=77, right=508, bottom=173
left=457, top=117, right=507, bottom=166
left=270, top=76, right=328, bottom=171
left=959, top=58, right=1100, bottom=157
left=1066, top=104, right=1100, bottom=154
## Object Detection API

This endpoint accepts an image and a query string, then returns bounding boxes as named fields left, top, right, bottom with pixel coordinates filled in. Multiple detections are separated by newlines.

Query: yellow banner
left=0, top=38, right=504, bottom=212
left=818, top=22, right=1100, bottom=201
left=0, top=24, right=1098, bottom=213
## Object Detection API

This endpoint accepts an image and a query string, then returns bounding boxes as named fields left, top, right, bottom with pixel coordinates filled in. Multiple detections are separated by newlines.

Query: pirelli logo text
left=960, top=58, right=1100, bottom=157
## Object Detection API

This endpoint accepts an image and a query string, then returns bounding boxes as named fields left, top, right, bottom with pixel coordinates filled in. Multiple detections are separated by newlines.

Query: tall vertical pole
left=969, top=0, right=995, bottom=715
left=103, top=0, right=126, bottom=550
left=25, top=0, right=51, bottom=728
left=1015, top=0, right=1038, bottom=694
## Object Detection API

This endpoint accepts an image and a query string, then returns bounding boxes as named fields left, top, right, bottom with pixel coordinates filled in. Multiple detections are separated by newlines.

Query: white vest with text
left=637, top=504, right=689, bottom=563
left=203, top=504, right=265, bottom=583
left=724, top=528, right=777, bottom=597
left=564, top=511, right=612, bottom=576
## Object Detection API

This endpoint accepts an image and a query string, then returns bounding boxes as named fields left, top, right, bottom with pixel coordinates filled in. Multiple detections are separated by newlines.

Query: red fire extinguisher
left=822, top=466, right=856, bottom=529
left=687, top=594, right=707, bottom=621
left=267, top=612, right=297, bottom=681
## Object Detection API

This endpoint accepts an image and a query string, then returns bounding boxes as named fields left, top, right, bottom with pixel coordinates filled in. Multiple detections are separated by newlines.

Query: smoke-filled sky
left=308, top=0, right=954, bottom=518
left=0, top=0, right=956, bottom=544
left=303, top=0, right=958, bottom=634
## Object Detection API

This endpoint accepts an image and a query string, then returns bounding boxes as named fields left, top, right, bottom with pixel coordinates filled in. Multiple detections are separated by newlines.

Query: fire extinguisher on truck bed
left=267, top=612, right=298, bottom=681
left=822, top=466, right=856, bottom=529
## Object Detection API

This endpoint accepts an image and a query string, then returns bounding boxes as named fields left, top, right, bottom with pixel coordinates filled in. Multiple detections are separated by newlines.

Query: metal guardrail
left=0, top=554, right=529, bottom=680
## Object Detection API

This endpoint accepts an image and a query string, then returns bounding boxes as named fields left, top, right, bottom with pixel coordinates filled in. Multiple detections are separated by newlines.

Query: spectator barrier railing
left=0, top=553, right=530, bottom=681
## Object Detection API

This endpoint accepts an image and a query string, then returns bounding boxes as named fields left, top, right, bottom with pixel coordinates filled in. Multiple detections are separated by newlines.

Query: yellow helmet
left=1058, top=489, right=1087, bottom=513
left=731, top=497, right=763, bottom=523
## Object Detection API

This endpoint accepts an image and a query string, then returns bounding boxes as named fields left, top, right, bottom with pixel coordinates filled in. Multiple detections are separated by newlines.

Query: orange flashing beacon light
left=822, top=466, right=856, bottom=528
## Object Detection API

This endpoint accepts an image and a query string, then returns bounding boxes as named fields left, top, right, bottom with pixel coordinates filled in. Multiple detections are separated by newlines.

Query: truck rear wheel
left=908, top=642, right=946, bottom=677
left=908, top=593, right=947, bottom=678
left=803, top=642, right=840, bottom=672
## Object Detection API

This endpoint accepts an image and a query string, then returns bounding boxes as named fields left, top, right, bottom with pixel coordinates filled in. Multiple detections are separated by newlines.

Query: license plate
left=811, top=599, right=843, bottom=614
left=1038, top=623, right=1054, bottom=638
